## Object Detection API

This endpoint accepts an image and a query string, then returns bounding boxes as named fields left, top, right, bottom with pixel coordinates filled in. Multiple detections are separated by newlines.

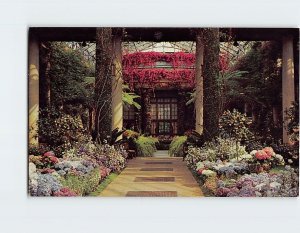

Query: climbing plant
left=202, top=28, right=221, bottom=140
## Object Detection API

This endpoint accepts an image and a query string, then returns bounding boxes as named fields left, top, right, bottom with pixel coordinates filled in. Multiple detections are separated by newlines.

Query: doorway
left=150, top=96, right=178, bottom=136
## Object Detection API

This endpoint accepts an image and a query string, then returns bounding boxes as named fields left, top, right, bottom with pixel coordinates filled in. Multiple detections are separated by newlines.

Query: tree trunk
left=94, top=28, right=113, bottom=141
left=203, top=28, right=220, bottom=140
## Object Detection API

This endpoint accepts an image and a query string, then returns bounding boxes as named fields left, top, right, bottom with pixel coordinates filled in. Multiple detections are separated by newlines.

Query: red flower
left=255, top=150, right=268, bottom=160
left=197, top=168, right=205, bottom=175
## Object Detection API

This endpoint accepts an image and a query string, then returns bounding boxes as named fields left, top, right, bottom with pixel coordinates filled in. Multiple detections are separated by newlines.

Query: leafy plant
left=169, top=136, right=187, bottom=157
left=185, top=137, right=249, bottom=167
left=185, top=130, right=205, bottom=148
left=219, top=109, right=254, bottom=143
left=38, top=106, right=87, bottom=149
left=122, top=84, right=141, bottom=109
left=285, top=101, right=299, bottom=142
left=135, top=136, right=158, bottom=157
left=49, top=42, right=94, bottom=106
left=108, top=128, right=126, bottom=146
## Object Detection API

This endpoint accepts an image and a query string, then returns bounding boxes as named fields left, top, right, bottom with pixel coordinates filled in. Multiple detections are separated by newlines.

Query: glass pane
left=151, top=104, right=157, bottom=119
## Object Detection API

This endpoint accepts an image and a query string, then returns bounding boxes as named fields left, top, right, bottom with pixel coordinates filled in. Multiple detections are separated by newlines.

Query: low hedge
left=169, top=136, right=187, bottom=157
left=135, top=136, right=158, bottom=157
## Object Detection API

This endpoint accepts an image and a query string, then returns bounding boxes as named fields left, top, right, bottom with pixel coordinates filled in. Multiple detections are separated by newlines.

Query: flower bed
left=28, top=141, right=128, bottom=197
left=186, top=143, right=299, bottom=197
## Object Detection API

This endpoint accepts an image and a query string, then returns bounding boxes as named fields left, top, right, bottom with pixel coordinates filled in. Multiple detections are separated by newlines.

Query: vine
left=122, top=51, right=229, bottom=89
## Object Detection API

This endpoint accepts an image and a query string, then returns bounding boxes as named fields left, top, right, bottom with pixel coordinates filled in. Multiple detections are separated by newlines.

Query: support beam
left=195, top=30, right=204, bottom=134
left=28, top=35, right=40, bottom=145
left=111, top=34, right=123, bottom=132
left=94, top=28, right=113, bottom=141
left=282, top=35, right=295, bottom=143
left=203, top=28, right=220, bottom=140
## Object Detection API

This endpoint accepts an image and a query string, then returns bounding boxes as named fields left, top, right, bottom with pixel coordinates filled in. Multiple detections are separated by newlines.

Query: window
left=123, top=104, right=135, bottom=129
left=150, top=97, right=178, bottom=135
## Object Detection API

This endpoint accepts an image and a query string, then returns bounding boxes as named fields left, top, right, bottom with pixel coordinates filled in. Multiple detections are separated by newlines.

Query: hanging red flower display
left=122, top=52, right=196, bottom=88
left=122, top=51, right=229, bottom=88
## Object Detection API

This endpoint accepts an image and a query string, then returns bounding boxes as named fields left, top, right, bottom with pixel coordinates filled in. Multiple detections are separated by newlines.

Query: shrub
left=38, top=106, right=87, bottom=149
left=60, top=168, right=100, bottom=196
left=123, top=129, right=140, bottom=139
left=169, top=136, right=187, bottom=157
left=285, top=101, right=299, bottom=142
left=219, top=109, right=254, bottom=143
left=62, top=141, right=127, bottom=173
left=185, top=137, right=249, bottom=167
left=135, top=136, right=158, bottom=157
left=29, top=143, right=51, bottom=156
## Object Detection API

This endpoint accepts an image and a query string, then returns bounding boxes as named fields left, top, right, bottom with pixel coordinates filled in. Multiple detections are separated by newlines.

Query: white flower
left=250, top=150, right=257, bottom=156
left=196, top=161, right=205, bottom=170
left=240, top=153, right=253, bottom=160
left=288, top=159, right=293, bottom=164
left=202, top=169, right=216, bottom=177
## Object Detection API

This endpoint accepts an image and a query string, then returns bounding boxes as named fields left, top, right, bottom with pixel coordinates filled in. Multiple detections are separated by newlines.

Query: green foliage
left=186, top=91, right=196, bottom=106
left=123, top=129, right=140, bottom=139
left=202, top=28, right=221, bottom=140
left=89, top=173, right=118, bottom=196
left=49, top=42, right=94, bottom=106
left=109, top=128, right=126, bottom=145
left=38, top=107, right=87, bottom=148
left=122, top=84, right=141, bottom=109
left=219, top=109, right=254, bottom=143
left=135, top=136, right=158, bottom=157
left=217, top=70, right=248, bottom=111
left=60, top=168, right=100, bottom=196
left=185, top=137, right=249, bottom=168
left=226, top=41, right=284, bottom=141
left=185, top=130, right=205, bottom=148
left=285, top=102, right=299, bottom=142
left=169, top=136, right=187, bottom=157
left=231, top=41, right=282, bottom=139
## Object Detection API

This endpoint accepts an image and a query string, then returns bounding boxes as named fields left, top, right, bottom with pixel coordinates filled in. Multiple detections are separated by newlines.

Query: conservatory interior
left=28, top=28, right=299, bottom=197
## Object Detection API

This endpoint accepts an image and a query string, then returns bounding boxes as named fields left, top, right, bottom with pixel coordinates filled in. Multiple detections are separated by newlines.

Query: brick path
left=99, top=157, right=203, bottom=197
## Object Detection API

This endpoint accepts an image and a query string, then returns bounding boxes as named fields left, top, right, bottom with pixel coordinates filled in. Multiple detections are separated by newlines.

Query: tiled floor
left=99, top=157, right=203, bottom=197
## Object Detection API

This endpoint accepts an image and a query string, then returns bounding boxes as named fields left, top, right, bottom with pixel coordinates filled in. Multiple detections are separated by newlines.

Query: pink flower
left=40, top=168, right=55, bottom=174
left=255, top=150, right=268, bottom=160
left=49, top=156, right=59, bottom=164
left=262, top=147, right=274, bottom=159
left=44, top=151, right=55, bottom=157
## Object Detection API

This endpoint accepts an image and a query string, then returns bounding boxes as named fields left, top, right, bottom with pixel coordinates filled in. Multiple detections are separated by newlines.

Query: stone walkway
left=99, top=156, right=203, bottom=197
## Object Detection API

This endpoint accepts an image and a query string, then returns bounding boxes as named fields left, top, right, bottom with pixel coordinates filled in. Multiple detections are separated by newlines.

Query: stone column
left=194, top=30, right=204, bottom=134
left=28, top=35, right=39, bottom=145
left=282, top=35, right=295, bottom=143
left=111, top=34, right=123, bottom=132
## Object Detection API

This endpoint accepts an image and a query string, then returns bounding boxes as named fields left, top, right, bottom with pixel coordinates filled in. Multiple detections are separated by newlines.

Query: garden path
left=99, top=156, right=203, bottom=197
